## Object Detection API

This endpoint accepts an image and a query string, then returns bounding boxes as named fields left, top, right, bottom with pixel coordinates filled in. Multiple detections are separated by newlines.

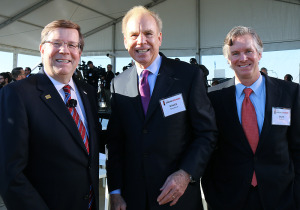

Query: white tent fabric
left=0, top=0, right=299, bottom=59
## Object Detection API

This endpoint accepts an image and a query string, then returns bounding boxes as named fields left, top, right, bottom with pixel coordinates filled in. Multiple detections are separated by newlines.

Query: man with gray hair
left=201, top=26, right=300, bottom=210
left=106, top=5, right=217, bottom=210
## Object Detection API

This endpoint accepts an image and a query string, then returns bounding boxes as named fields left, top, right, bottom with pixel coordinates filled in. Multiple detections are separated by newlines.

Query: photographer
left=105, top=64, right=114, bottom=89
left=86, top=61, right=100, bottom=91
left=104, top=64, right=114, bottom=110
left=190, top=58, right=209, bottom=90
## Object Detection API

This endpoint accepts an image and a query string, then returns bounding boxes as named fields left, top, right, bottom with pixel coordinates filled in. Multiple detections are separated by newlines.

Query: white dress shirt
left=44, top=71, right=89, bottom=132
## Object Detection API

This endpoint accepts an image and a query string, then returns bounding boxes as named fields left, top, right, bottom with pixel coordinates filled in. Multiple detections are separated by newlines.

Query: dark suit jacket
left=0, top=70, right=101, bottom=210
left=201, top=74, right=300, bottom=210
left=106, top=53, right=218, bottom=210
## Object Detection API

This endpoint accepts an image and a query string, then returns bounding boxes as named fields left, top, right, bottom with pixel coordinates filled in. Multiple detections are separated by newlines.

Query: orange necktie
left=241, top=88, right=258, bottom=186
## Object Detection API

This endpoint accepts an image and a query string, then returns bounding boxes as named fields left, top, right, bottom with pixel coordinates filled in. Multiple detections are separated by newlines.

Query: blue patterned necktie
left=62, top=85, right=94, bottom=209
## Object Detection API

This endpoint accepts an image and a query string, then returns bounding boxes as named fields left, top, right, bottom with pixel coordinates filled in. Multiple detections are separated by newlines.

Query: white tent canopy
left=0, top=0, right=299, bottom=62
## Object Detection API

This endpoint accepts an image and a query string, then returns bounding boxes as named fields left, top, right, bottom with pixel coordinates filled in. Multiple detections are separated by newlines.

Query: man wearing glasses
left=0, top=20, right=102, bottom=210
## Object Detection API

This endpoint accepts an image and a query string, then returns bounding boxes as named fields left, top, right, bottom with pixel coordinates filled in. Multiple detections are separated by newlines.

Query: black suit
left=202, top=74, right=300, bottom=210
left=0, top=70, right=101, bottom=210
left=106, top=53, right=217, bottom=210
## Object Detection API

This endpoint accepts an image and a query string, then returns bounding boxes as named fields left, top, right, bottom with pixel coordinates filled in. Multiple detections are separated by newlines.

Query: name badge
left=272, top=107, right=291, bottom=126
left=160, top=93, right=186, bottom=117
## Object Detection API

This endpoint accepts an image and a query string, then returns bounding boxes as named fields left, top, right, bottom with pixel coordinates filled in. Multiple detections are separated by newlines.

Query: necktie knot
left=243, top=88, right=253, bottom=98
left=63, top=85, right=71, bottom=94
left=63, top=85, right=72, bottom=104
left=139, top=70, right=151, bottom=115
left=142, top=69, right=150, bottom=79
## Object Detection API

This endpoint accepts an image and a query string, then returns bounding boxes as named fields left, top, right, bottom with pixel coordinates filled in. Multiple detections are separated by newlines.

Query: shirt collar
left=235, top=74, right=264, bottom=98
left=44, top=70, right=75, bottom=92
left=136, top=54, right=162, bottom=77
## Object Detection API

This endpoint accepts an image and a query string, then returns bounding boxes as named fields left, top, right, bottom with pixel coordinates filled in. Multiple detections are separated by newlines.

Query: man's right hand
left=110, top=194, right=127, bottom=210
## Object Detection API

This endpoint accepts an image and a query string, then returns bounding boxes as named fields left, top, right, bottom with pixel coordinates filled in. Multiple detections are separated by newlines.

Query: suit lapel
left=221, top=80, right=239, bottom=126
left=37, top=74, right=89, bottom=155
left=256, top=76, right=281, bottom=153
left=126, top=66, right=145, bottom=122
left=75, top=79, right=96, bottom=154
left=221, top=79, right=253, bottom=153
left=144, top=57, right=175, bottom=124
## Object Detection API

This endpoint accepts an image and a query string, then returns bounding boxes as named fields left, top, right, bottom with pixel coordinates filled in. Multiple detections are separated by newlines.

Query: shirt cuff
left=110, top=189, right=121, bottom=194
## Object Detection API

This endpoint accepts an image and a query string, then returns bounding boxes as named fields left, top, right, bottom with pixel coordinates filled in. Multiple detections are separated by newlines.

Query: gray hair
left=223, top=26, right=263, bottom=59
left=122, top=6, right=163, bottom=35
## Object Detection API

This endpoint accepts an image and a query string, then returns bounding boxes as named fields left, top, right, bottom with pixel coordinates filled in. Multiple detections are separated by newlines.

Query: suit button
left=88, top=165, right=92, bottom=169
left=83, top=194, right=89, bottom=200
left=143, top=129, right=148, bottom=134
left=143, top=153, right=148, bottom=158
left=254, top=156, right=258, bottom=161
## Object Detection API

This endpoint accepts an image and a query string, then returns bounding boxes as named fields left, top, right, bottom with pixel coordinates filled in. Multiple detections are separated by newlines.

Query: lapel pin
left=45, top=94, right=51, bottom=99
left=83, top=91, right=87, bottom=95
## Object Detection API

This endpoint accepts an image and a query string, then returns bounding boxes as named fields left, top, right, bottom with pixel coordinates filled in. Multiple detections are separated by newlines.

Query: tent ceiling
left=0, top=0, right=299, bottom=58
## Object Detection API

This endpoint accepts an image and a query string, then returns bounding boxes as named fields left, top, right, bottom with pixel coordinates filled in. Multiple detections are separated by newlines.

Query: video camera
left=78, top=61, right=88, bottom=72
left=78, top=61, right=106, bottom=85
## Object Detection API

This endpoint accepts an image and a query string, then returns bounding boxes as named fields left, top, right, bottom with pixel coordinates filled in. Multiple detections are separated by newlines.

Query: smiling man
left=0, top=20, right=101, bottom=210
left=106, top=6, right=217, bottom=210
left=201, top=26, right=300, bottom=210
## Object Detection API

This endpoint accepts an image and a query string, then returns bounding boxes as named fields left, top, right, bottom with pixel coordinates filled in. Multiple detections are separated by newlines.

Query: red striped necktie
left=242, top=88, right=258, bottom=187
left=63, top=85, right=89, bottom=153
left=62, top=85, right=94, bottom=209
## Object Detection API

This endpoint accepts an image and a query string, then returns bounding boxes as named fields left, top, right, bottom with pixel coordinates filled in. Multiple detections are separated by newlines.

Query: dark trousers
left=243, top=186, right=263, bottom=210
left=207, top=185, right=264, bottom=210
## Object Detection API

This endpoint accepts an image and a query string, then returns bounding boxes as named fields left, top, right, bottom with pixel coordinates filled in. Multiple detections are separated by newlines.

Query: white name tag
left=160, top=93, right=186, bottom=117
left=272, top=107, right=291, bottom=126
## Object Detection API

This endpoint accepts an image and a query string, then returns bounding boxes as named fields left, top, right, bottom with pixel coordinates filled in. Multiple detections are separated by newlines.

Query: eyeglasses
left=44, top=40, right=81, bottom=51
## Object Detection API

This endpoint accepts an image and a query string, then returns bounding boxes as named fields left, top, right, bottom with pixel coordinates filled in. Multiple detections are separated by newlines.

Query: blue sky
left=1, top=49, right=300, bottom=83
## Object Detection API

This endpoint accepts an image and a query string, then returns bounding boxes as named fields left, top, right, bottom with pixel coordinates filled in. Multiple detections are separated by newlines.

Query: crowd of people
left=0, top=63, right=115, bottom=105
left=0, top=5, right=299, bottom=210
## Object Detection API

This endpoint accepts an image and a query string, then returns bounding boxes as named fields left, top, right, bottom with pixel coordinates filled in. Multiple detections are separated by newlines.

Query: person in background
left=25, top=67, right=32, bottom=77
left=106, top=5, right=217, bottom=210
left=202, top=26, right=300, bottom=210
left=211, top=80, right=220, bottom=86
left=86, top=60, right=100, bottom=91
left=0, top=72, right=11, bottom=90
left=189, top=58, right=209, bottom=90
left=11, top=67, right=26, bottom=81
left=0, top=19, right=102, bottom=210
left=284, top=74, right=293, bottom=82
left=104, top=64, right=114, bottom=109
left=260, top=67, right=268, bottom=75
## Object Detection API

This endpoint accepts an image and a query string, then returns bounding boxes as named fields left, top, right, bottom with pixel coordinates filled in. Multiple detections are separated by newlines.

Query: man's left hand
left=157, top=169, right=190, bottom=206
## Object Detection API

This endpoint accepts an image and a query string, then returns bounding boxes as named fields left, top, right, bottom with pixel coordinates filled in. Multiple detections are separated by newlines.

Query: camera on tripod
left=78, top=61, right=109, bottom=113
left=78, top=61, right=105, bottom=87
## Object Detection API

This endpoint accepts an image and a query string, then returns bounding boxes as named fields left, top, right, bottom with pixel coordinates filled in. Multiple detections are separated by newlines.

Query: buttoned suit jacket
left=0, top=69, right=101, bottom=210
left=201, top=74, right=300, bottom=210
left=106, top=53, right=218, bottom=210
